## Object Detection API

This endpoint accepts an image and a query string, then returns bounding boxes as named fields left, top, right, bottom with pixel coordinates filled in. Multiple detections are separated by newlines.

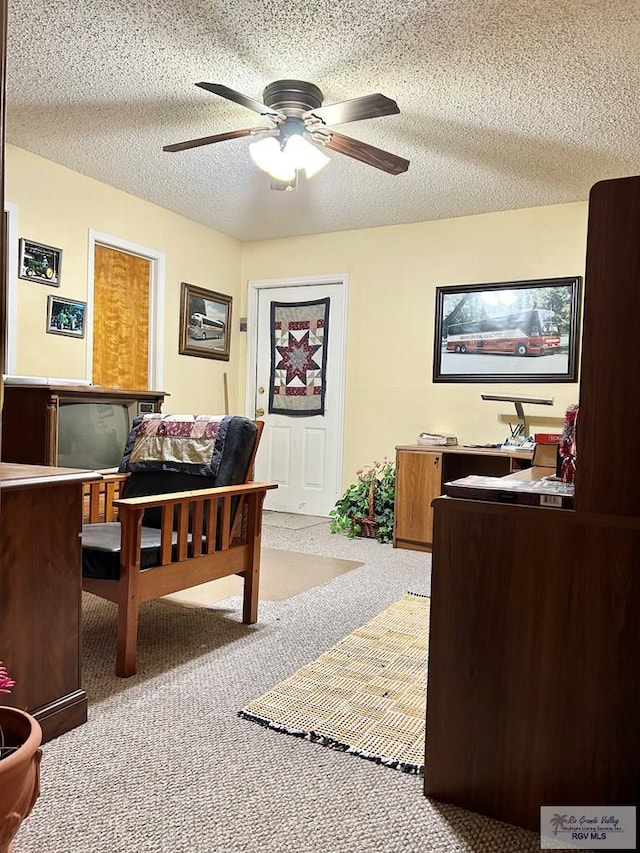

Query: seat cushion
left=82, top=523, right=182, bottom=580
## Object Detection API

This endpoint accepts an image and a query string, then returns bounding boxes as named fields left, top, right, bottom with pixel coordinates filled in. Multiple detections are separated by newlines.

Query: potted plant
left=329, top=457, right=396, bottom=543
left=0, top=662, right=42, bottom=853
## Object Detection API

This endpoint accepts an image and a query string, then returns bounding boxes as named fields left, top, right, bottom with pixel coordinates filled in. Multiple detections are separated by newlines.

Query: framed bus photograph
left=19, top=238, right=62, bottom=286
left=46, top=295, right=86, bottom=338
left=432, top=276, right=582, bottom=383
left=179, top=281, right=232, bottom=361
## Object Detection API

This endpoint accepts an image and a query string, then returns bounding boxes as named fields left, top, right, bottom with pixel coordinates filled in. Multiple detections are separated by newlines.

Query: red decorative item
left=559, top=404, right=578, bottom=484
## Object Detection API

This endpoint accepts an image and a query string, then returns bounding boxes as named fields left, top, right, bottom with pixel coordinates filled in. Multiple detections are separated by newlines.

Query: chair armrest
left=113, top=481, right=277, bottom=564
left=112, top=480, right=276, bottom=510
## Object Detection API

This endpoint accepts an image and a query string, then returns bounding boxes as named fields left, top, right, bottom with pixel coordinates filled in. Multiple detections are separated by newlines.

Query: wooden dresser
left=393, top=444, right=532, bottom=551
left=423, top=175, right=640, bottom=831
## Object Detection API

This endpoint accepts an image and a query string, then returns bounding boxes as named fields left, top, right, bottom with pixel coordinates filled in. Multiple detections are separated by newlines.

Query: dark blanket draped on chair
left=81, top=414, right=276, bottom=677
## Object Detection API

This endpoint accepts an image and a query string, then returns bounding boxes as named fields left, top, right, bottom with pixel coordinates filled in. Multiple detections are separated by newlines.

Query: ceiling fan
left=163, top=80, right=409, bottom=187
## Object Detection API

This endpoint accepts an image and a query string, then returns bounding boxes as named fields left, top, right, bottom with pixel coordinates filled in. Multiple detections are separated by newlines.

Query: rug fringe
left=238, top=709, right=425, bottom=776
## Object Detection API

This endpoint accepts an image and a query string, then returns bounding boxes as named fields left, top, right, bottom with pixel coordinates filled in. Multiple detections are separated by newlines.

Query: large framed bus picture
left=432, top=276, right=582, bottom=383
left=179, top=281, right=232, bottom=361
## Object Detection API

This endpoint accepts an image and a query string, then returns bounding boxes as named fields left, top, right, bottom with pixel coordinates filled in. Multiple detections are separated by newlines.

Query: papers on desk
left=444, top=475, right=574, bottom=509
left=417, top=432, right=458, bottom=446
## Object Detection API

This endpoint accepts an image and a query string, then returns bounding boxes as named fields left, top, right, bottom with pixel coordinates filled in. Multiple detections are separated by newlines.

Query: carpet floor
left=14, top=523, right=550, bottom=853
left=262, top=510, right=328, bottom=529
left=165, top=547, right=363, bottom=606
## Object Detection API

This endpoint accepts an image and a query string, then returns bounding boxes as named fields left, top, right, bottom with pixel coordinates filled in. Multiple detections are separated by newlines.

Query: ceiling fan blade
left=304, top=93, right=399, bottom=126
left=320, top=131, right=409, bottom=175
left=195, top=82, right=285, bottom=119
left=163, top=127, right=268, bottom=152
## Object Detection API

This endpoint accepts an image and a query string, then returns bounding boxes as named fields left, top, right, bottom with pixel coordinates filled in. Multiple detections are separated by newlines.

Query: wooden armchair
left=81, top=415, right=275, bottom=677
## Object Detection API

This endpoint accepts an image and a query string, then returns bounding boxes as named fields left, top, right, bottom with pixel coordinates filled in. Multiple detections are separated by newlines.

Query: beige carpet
left=164, top=547, right=363, bottom=606
left=19, top=526, right=546, bottom=853
left=239, top=593, right=429, bottom=774
left=262, top=510, right=328, bottom=530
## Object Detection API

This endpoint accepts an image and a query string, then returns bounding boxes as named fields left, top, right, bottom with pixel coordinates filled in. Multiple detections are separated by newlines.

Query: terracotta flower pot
left=0, top=707, right=42, bottom=853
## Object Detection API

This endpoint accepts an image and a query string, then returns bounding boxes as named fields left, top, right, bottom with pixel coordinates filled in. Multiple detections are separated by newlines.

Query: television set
left=57, top=401, right=134, bottom=471
left=0, top=381, right=166, bottom=469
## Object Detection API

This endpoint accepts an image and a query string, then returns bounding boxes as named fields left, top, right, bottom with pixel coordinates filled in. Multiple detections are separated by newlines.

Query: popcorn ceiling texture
left=6, top=0, right=639, bottom=241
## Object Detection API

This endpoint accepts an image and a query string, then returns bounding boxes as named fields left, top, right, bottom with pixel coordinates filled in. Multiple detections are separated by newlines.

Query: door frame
left=245, top=273, right=348, bottom=503
left=86, top=230, right=165, bottom=390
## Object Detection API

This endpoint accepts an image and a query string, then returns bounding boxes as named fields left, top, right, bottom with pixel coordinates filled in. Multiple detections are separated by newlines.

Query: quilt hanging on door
left=269, top=297, right=330, bottom=416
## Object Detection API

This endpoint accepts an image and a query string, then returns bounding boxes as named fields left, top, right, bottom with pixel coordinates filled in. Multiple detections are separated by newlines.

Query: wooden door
left=93, top=245, right=150, bottom=389
left=394, top=449, right=442, bottom=550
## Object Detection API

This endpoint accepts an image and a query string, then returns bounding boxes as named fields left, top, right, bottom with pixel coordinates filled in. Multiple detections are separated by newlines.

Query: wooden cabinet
left=424, top=175, right=640, bottom=831
left=424, top=499, right=640, bottom=832
left=394, top=445, right=531, bottom=550
left=0, top=463, right=100, bottom=742
left=394, top=449, right=441, bottom=550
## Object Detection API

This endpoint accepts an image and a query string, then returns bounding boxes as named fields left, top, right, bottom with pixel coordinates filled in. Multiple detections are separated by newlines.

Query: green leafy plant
left=329, top=457, right=396, bottom=543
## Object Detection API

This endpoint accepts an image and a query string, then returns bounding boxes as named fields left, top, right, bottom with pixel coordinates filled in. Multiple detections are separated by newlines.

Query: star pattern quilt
left=268, top=297, right=330, bottom=416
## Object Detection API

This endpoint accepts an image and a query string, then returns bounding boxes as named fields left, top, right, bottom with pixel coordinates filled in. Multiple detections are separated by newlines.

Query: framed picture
left=47, top=295, right=86, bottom=338
left=432, top=276, right=582, bottom=383
left=19, top=238, right=62, bottom=286
left=179, top=282, right=232, bottom=361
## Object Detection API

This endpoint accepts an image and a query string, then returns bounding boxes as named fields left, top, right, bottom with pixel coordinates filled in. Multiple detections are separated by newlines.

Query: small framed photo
left=179, top=282, right=232, bottom=361
left=432, top=276, right=582, bottom=383
left=19, top=238, right=63, bottom=286
left=47, top=295, right=87, bottom=338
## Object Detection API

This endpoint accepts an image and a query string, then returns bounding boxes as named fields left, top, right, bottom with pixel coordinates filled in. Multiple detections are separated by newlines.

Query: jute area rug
left=239, top=592, right=429, bottom=774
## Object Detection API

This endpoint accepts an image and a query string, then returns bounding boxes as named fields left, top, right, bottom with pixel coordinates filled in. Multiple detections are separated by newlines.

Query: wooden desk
left=393, top=444, right=533, bottom=551
left=0, top=463, right=100, bottom=742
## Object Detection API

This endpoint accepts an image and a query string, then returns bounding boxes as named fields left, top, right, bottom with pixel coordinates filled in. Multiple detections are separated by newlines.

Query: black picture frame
left=46, top=295, right=87, bottom=338
left=179, top=282, right=232, bottom=361
left=432, top=276, right=582, bottom=383
left=19, top=238, right=62, bottom=286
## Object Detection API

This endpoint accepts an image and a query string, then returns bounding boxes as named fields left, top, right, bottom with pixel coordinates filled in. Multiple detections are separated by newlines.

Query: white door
left=248, top=277, right=347, bottom=516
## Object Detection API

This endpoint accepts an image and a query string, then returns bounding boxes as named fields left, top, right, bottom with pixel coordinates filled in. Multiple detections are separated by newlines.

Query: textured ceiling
left=6, top=0, right=640, bottom=242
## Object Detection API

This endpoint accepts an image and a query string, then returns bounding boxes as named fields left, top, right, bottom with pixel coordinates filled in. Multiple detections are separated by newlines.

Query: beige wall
left=5, top=145, right=242, bottom=415
left=241, top=203, right=588, bottom=482
left=6, top=145, right=588, bottom=487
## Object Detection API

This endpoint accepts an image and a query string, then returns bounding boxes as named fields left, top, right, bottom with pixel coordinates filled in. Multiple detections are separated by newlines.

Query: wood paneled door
left=92, top=245, right=151, bottom=389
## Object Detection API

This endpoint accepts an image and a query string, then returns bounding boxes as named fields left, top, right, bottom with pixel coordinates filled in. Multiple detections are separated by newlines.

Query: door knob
left=255, top=407, right=265, bottom=417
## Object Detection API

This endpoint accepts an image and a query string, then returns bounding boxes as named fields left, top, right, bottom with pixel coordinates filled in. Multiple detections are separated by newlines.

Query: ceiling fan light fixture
left=164, top=79, right=409, bottom=183
left=249, top=136, right=296, bottom=182
left=284, top=134, right=330, bottom=178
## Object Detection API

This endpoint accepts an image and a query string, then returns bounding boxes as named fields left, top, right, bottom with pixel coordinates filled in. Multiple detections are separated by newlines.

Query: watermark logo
left=540, top=806, right=636, bottom=849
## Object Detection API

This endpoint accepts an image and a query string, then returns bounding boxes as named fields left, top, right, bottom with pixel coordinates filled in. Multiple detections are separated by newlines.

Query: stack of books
left=444, top=475, right=574, bottom=508
left=417, top=432, right=458, bottom=446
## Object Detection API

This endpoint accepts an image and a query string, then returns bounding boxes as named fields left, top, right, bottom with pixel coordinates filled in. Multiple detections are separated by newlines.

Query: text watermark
left=540, top=806, right=636, bottom=849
